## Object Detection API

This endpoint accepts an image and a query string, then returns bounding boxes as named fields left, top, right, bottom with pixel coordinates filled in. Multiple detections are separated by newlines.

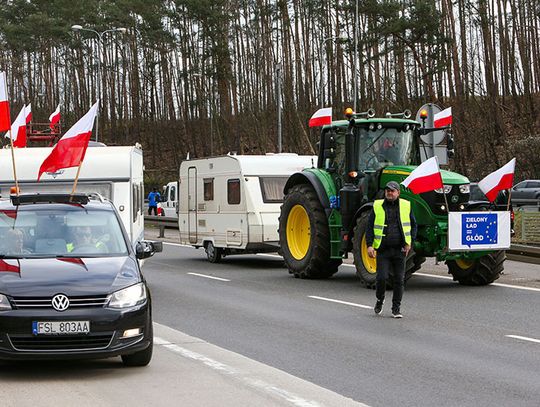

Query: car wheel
left=122, top=326, right=153, bottom=367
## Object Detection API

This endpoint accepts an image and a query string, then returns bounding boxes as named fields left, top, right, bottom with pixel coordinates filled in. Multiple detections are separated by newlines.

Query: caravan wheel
left=205, top=242, right=222, bottom=263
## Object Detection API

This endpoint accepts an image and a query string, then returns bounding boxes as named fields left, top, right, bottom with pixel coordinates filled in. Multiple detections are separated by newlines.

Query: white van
left=161, top=181, right=178, bottom=217
left=178, top=154, right=316, bottom=262
left=0, top=145, right=144, bottom=246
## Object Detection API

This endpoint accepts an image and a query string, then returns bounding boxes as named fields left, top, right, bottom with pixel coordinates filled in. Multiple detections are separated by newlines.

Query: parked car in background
left=511, top=180, right=540, bottom=207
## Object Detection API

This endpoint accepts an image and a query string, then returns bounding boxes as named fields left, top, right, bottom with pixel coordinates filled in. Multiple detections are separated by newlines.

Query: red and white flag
left=309, top=107, right=332, bottom=127
left=38, top=101, right=98, bottom=181
left=49, top=104, right=61, bottom=130
left=0, top=71, right=11, bottom=132
left=0, top=259, right=20, bottom=274
left=478, top=158, right=516, bottom=202
left=434, top=107, right=452, bottom=128
left=401, top=156, right=443, bottom=194
left=25, top=103, right=32, bottom=124
left=6, top=106, right=27, bottom=148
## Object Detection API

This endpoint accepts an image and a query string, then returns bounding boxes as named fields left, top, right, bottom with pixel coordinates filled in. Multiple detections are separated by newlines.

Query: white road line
left=505, top=335, right=540, bottom=344
left=309, top=295, right=372, bottom=310
left=342, top=265, right=540, bottom=293
left=187, top=272, right=230, bottom=282
left=172, top=246, right=540, bottom=293
left=155, top=336, right=327, bottom=407
left=163, top=242, right=193, bottom=248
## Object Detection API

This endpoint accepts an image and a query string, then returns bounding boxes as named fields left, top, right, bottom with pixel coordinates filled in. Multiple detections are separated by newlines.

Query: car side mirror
left=136, top=240, right=163, bottom=259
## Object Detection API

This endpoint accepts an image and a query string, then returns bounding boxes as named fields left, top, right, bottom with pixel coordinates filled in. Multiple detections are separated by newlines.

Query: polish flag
left=478, top=158, right=516, bottom=202
left=0, top=71, right=11, bottom=132
left=38, top=101, right=98, bottom=181
left=401, top=156, right=443, bottom=194
left=7, top=105, right=27, bottom=147
left=434, top=107, right=452, bottom=128
left=309, top=107, right=332, bottom=127
left=0, top=259, right=20, bottom=274
left=25, top=103, right=32, bottom=124
left=49, top=104, right=61, bottom=130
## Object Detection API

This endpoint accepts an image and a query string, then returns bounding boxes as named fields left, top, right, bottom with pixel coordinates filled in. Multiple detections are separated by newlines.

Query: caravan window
left=227, top=179, right=241, bottom=205
left=204, top=179, right=214, bottom=201
left=259, top=177, right=288, bottom=203
left=170, top=185, right=176, bottom=202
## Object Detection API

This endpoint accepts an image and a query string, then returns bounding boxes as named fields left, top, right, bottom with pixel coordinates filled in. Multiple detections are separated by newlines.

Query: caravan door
left=188, top=167, right=197, bottom=243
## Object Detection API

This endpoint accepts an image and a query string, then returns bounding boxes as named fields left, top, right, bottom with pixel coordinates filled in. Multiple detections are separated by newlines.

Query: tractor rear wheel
left=352, top=212, right=377, bottom=288
left=279, top=184, right=341, bottom=279
left=446, top=250, right=506, bottom=285
left=352, top=212, right=426, bottom=288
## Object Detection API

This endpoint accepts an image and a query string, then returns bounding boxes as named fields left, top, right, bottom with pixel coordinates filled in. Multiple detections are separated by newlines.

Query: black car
left=0, top=193, right=161, bottom=366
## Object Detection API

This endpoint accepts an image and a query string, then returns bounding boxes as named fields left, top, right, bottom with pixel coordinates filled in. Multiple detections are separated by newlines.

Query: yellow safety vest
left=372, top=198, right=412, bottom=249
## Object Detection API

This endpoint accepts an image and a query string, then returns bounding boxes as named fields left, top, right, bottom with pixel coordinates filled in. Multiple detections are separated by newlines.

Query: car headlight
left=434, top=185, right=452, bottom=194
left=107, top=283, right=147, bottom=309
left=0, top=294, right=12, bottom=311
left=459, top=184, right=470, bottom=194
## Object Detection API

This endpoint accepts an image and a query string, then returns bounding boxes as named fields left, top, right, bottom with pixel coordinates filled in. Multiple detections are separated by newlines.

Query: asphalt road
left=145, top=243, right=540, bottom=407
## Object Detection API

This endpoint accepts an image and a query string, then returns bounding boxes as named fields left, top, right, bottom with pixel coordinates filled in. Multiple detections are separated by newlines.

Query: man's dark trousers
left=376, top=247, right=405, bottom=312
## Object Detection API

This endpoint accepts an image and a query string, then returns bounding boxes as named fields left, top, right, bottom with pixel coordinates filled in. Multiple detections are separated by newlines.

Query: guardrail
left=143, top=216, right=540, bottom=264
left=506, top=244, right=540, bottom=264
left=145, top=215, right=178, bottom=238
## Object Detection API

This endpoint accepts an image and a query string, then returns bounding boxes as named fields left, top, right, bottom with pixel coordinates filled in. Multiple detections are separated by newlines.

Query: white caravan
left=0, top=145, right=144, bottom=246
left=178, top=154, right=316, bottom=262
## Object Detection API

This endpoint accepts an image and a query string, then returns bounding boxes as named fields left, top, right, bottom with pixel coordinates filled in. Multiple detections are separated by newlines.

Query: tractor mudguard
left=346, top=202, right=374, bottom=248
left=284, top=172, right=332, bottom=217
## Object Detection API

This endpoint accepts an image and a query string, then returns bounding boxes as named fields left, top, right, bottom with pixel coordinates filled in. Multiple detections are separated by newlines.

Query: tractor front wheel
left=279, top=184, right=341, bottom=279
left=446, top=251, right=506, bottom=285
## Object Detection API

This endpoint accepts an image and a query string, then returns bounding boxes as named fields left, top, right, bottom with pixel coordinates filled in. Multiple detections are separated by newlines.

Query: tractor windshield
left=355, top=127, right=414, bottom=171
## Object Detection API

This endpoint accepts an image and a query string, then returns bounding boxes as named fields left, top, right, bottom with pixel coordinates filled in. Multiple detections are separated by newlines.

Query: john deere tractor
left=278, top=109, right=506, bottom=287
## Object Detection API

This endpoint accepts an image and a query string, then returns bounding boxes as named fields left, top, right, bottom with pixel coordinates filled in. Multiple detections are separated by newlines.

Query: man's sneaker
left=374, top=300, right=384, bottom=315
left=392, top=310, right=403, bottom=319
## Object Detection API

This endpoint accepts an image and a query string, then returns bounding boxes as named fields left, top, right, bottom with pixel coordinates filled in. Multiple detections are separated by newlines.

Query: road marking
left=506, top=335, right=540, bottom=344
left=163, top=242, right=193, bottom=248
left=309, top=295, right=372, bottom=309
left=155, top=336, right=333, bottom=407
left=187, top=272, right=230, bottom=282
left=173, top=246, right=540, bottom=293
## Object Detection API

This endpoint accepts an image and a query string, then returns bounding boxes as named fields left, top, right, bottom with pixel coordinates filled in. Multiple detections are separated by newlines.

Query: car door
left=512, top=181, right=528, bottom=201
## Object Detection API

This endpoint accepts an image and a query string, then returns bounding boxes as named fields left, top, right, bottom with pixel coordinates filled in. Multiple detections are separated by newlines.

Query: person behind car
left=147, top=187, right=161, bottom=216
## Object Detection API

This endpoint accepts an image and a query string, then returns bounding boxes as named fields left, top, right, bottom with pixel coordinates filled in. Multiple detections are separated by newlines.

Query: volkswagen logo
left=451, top=195, right=459, bottom=203
left=51, top=294, right=70, bottom=312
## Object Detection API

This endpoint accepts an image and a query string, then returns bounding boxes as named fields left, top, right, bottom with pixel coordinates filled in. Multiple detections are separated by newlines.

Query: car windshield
left=469, top=184, right=487, bottom=201
left=355, top=127, right=414, bottom=171
left=0, top=207, right=129, bottom=258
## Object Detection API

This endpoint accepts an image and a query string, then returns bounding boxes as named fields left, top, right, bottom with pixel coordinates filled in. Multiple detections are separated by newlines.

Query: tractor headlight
left=459, top=184, right=470, bottom=194
left=434, top=185, right=452, bottom=194
left=107, top=283, right=147, bottom=309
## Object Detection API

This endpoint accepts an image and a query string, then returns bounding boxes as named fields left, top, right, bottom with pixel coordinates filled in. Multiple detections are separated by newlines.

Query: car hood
left=0, top=257, right=140, bottom=297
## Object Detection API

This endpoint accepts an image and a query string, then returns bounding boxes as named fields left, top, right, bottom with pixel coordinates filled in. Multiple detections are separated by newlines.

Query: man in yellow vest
left=366, top=181, right=417, bottom=318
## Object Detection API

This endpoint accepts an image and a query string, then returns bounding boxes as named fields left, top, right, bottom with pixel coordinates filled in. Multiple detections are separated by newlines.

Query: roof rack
left=10, top=193, right=90, bottom=206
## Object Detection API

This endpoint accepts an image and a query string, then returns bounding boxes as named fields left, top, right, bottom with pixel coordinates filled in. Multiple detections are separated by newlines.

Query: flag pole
left=506, top=188, right=512, bottom=211
left=8, top=129, right=19, bottom=196
left=71, top=160, right=83, bottom=196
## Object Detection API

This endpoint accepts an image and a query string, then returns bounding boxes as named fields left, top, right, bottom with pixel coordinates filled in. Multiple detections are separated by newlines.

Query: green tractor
left=278, top=109, right=506, bottom=287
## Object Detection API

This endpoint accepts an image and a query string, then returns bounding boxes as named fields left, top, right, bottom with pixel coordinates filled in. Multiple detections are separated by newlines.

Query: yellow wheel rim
left=455, top=258, right=474, bottom=269
left=286, top=205, right=311, bottom=260
left=361, top=234, right=377, bottom=274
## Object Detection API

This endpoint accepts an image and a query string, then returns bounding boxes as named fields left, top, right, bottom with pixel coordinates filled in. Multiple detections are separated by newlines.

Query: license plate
left=32, top=321, right=90, bottom=335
